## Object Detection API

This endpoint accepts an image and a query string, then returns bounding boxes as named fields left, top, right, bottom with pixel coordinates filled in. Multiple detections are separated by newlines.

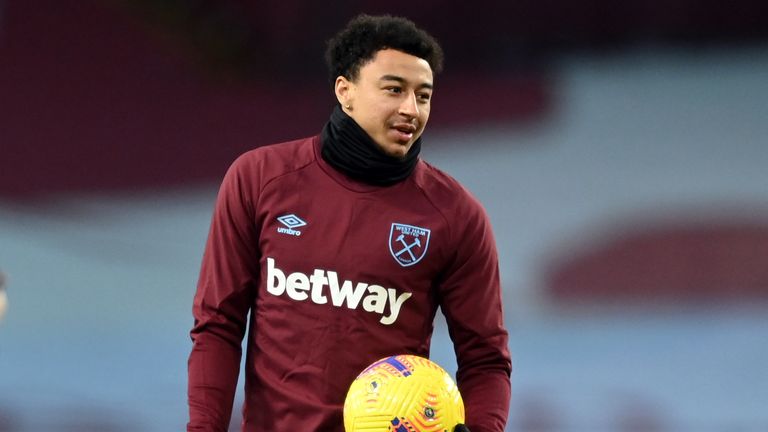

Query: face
left=335, top=49, right=434, bottom=159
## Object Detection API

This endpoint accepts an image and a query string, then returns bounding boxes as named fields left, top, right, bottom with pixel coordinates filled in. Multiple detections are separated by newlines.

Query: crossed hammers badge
left=389, top=223, right=431, bottom=267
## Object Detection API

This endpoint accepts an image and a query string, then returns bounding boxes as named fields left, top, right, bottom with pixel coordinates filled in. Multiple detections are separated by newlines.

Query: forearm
left=187, top=329, right=243, bottom=431
left=459, top=364, right=511, bottom=432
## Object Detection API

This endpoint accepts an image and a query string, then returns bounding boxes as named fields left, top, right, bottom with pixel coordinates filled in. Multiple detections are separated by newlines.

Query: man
left=188, top=14, right=511, bottom=432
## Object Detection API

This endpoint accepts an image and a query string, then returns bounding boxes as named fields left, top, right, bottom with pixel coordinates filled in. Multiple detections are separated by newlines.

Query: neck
left=321, top=105, right=421, bottom=186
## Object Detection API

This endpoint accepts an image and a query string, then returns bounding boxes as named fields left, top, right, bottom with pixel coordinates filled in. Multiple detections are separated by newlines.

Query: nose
left=398, top=92, right=419, bottom=118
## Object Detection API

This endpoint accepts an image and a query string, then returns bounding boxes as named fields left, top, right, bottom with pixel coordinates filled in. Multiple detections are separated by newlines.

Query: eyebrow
left=379, top=74, right=433, bottom=90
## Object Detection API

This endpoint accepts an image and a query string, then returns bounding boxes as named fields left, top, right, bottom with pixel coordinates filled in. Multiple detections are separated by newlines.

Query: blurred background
left=2, top=1, right=768, bottom=431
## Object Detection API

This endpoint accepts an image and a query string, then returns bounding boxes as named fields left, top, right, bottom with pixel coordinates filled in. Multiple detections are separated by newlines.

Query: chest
left=258, top=182, right=448, bottom=281
left=249, top=164, right=461, bottom=329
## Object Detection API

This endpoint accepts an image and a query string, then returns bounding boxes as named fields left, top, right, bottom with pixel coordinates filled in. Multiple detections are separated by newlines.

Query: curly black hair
left=324, top=14, right=444, bottom=86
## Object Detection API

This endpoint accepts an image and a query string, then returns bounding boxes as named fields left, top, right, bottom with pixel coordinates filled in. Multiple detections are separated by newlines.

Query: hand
left=454, top=424, right=471, bottom=432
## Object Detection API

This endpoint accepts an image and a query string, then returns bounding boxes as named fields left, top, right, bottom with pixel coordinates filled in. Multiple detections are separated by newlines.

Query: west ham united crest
left=389, top=223, right=431, bottom=267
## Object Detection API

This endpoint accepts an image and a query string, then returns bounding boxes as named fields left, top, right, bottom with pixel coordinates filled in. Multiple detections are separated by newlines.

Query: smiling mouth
left=391, top=124, right=417, bottom=143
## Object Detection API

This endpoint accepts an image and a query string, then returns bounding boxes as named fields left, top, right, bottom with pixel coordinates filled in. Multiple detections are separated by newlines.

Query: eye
left=385, top=86, right=402, bottom=94
left=418, top=92, right=432, bottom=102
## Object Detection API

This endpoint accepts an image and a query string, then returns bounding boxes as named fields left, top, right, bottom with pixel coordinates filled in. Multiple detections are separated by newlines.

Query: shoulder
left=216, top=135, right=318, bottom=205
left=412, top=160, right=487, bottom=220
left=230, top=135, right=317, bottom=178
left=223, top=135, right=319, bottom=195
left=412, top=160, right=497, bottom=268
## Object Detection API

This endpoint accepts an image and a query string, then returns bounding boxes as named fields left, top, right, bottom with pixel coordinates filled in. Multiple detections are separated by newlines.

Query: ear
left=334, top=75, right=354, bottom=110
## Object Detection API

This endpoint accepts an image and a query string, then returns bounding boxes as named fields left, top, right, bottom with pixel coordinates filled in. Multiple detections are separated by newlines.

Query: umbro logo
left=276, top=214, right=306, bottom=236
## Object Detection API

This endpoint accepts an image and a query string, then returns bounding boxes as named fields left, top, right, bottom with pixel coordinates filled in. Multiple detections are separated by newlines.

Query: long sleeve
left=438, top=197, right=511, bottom=432
left=188, top=157, right=260, bottom=431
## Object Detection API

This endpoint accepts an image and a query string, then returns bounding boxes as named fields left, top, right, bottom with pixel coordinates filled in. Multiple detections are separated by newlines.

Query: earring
left=345, top=104, right=352, bottom=110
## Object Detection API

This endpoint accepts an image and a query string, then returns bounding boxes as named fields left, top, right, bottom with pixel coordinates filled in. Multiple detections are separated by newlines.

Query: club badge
left=389, top=223, right=431, bottom=267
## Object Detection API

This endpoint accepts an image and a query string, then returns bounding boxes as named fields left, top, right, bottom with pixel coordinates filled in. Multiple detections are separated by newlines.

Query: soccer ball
left=344, top=354, right=465, bottom=432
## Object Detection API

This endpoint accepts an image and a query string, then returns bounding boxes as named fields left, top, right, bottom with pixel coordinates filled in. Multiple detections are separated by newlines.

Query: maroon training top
left=188, top=135, right=511, bottom=431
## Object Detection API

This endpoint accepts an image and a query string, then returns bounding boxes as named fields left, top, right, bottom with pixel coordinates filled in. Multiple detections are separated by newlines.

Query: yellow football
left=344, top=354, right=464, bottom=432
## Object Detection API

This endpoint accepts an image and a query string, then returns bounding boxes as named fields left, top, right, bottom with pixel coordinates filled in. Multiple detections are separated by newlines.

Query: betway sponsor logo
left=266, top=257, right=412, bottom=325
